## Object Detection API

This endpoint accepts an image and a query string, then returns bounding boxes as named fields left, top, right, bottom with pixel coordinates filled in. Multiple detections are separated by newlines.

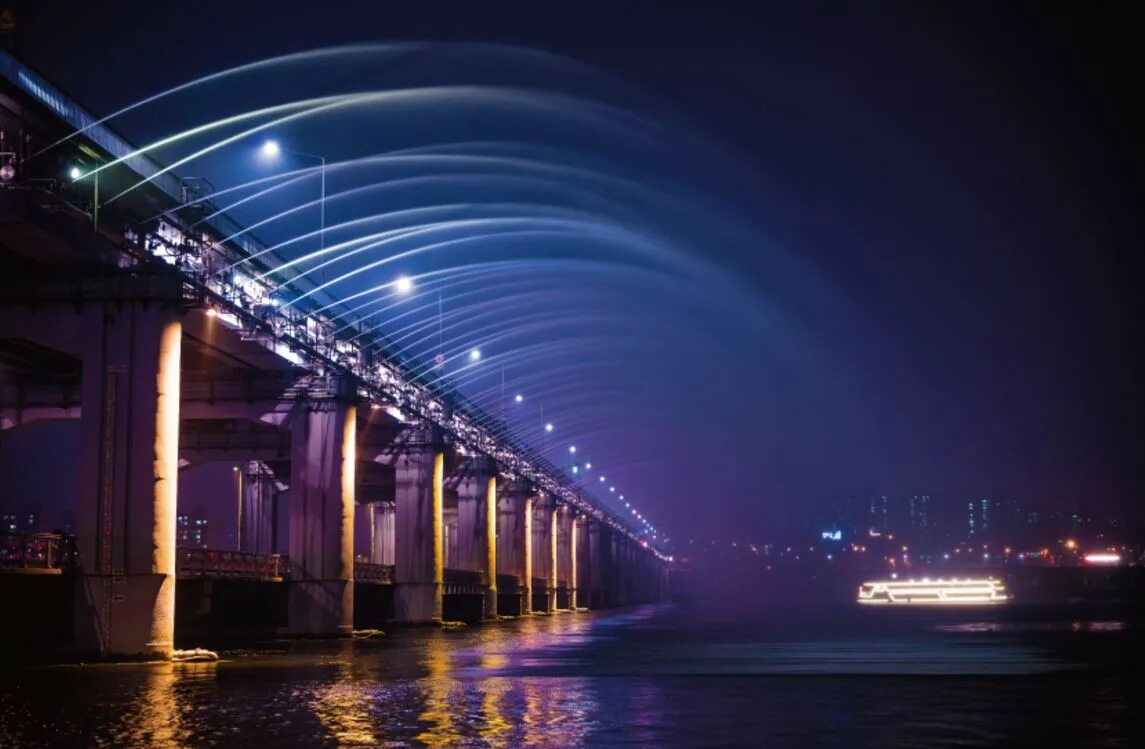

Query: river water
left=0, top=602, right=1137, bottom=747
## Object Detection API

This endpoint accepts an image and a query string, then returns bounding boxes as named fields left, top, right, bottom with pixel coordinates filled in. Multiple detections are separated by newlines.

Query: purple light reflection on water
left=0, top=604, right=1136, bottom=747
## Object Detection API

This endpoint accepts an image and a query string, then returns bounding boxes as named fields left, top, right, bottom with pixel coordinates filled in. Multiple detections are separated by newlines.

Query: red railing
left=177, top=548, right=289, bottom=581
left=354, top=562, right=395, bottom=585
left=0, top=531, right=76, bottom=572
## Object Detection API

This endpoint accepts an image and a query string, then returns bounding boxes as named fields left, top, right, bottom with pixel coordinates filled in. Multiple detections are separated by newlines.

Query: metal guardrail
left=0, top=531, right=76, bottom=573
left=176, top=548, right=289, bottom=581
left=444, top=568, right=484, bottom=595
left=354, top=562, right=395, bottom=585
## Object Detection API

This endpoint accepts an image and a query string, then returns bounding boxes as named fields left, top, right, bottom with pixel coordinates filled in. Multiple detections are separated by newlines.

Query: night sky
left=3, top=1, right=1141, bottom=542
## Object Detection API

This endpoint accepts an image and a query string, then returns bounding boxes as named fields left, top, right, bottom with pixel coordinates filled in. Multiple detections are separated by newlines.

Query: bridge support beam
left=574, top=515, right=590, bottom=609
left=456, top=459, right=498, bottom=619
left=369, top=501, right=395, bottom=565
left=496, top=479, right=532, bottom=615
left=590, top=520, right=620, bottom=608
left=241, top=462, right=278, bottom=554
left=531, top=494, right=557, bottom=613
left=393, top=428, right=444, bottom=623
left=556, top=506, right=574, bottom=610
left=287, top=400, right=356, bottom=637
left=73, top=304, right=182, bottom=659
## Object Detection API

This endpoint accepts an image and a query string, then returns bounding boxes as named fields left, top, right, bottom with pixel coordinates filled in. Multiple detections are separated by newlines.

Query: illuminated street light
left=598, top=476, right=605, bottom=483
left=469, top=348, right=481, bottom=362
left=609, top=486, right=615, bottom=493
left=514, top=394, right=523, bottom=403
left=69, top=166, right=82, bottom=181
left=395, top=275, right=414, bottom=294
left=544, top=423, right=554, bottom=433
left=569, top=445, right=577, bottom=454
left=572, top=465, right=579, bottom=474
left=585, top=462, right=592, bottom=469
left=259, top=139, right=327, bottom=277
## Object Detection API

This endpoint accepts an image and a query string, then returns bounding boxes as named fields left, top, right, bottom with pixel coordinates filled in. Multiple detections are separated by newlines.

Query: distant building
left=967, top=498, right=991, bottom=540
left=909, top=495, right=930, bottom=529
left=177, top=507, right=209, bottom=548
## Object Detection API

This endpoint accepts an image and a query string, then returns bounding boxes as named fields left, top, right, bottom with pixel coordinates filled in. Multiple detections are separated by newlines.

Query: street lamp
left=569, top=446, right=577, bottom=454
left=70, top=165, right=99, bottom=231
left=514, top=394, right=523, bottom=403
left=259, top=139, right=327, bottom=275
left=468, top=348, right=482, bottom=363
left=395, top=275, right=414, bottom=294
left=544, top=423, right=554, bottom=433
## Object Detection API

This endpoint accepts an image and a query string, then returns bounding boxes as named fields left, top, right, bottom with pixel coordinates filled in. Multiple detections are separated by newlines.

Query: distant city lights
left=1084, top=552, right=1122, bottom=566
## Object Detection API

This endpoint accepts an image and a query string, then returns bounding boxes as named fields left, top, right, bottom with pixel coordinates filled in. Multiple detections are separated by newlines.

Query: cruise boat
left=857, top=577, right=1011, bottom=606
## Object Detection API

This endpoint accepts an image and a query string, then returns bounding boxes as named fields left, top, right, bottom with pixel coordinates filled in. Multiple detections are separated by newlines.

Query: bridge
left=0, top=49, right=668, bottom=659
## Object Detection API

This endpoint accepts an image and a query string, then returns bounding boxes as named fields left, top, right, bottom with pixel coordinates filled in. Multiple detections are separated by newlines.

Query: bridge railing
left=176, top=548, right=290, bottom=581
left=444, top=568, right=484, bottom=595
left=0, top=531, right=76, bottom=573
left=354, top=562, right=395, bottom=585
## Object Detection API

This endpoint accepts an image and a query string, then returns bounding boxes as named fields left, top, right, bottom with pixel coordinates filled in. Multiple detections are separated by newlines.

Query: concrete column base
left=395, top=582, right=443, bottom=623
left=288, top=580, right=353, bottom=636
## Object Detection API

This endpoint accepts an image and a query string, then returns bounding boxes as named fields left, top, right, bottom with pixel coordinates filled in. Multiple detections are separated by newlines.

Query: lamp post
left=70, top=166, right=99, bottom=232
left=260, top=139, right=326, bottom=278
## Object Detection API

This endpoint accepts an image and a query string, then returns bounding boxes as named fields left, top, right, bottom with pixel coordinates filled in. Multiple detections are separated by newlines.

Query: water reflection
left=311, top=641, right=379, bottom=747
left=0, top=605, right=1135, bottom=747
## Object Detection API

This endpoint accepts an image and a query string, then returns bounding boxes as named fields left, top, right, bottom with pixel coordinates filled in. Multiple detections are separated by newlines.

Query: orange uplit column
left=287, top=396, right=356, bottom=636
left=74, top=302, right=182, bottom=659
left=456, top=456, right=498, bottom=619
left=496, top=478, right=534, bottom=615
left=393, top=425, right=445, bottom=623
left=532, top=493, right=558, bottom=613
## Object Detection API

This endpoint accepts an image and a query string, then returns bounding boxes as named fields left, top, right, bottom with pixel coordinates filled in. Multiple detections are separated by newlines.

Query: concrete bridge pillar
left=455, top=457, right=498, bottom=619
left=393, top=427, right=444, bottom=623
left=589, top=520, right=615, bottom=608
left=240, top=462, right=277, bottom=554
left=287, top=399, right=356, bottom=637
left=531, top=493, right=558, bottom=613
left=369, top=501, right=395, bottom=565
left=556, top=506, right=574, bottom=610
left=73, top=303, right=182, bottom=659
left=611, top=533, right=628, bottom=606
left=574, top=515, right=590, bottom=609
left=496, top=479, right=533, bottom=615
